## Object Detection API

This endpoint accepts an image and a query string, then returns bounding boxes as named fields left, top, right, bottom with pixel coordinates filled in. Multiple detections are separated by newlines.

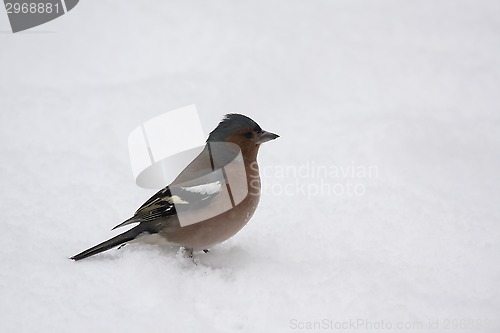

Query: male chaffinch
left=71, top=114, right=279, bottom=261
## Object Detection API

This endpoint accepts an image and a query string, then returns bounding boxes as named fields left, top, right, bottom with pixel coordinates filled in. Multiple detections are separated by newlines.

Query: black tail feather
left=70, top=226, right=145, bottom=261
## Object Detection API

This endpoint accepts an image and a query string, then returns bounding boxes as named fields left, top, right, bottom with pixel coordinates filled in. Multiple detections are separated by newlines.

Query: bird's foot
left=181, top=247, right=197, bottom=265
left=203, top=249, right=209, bottom=253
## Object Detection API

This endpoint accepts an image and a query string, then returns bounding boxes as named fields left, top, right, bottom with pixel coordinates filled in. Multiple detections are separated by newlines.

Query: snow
left=1, top=1, right=500, bottom=332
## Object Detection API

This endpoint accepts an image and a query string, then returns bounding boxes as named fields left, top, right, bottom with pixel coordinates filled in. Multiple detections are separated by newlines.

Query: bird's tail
left=70, top=225, right=146, bottom=261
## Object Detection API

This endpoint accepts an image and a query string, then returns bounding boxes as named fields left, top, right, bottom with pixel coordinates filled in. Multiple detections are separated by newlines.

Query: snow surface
left=1, top=1, right=500, bottom=332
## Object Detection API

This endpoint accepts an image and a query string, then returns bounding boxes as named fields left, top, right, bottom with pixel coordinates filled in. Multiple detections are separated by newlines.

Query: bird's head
left=207, top=114, right=279, bottom=154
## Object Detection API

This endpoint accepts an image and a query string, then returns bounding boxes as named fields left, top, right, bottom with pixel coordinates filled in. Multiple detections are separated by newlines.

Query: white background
left=1, top=1, right=499, bottom=332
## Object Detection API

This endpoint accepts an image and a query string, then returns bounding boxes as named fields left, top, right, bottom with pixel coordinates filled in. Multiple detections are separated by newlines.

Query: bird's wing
left=113, top=143, right=240, bottom=230
left=112, top=179, right=225, bottom=230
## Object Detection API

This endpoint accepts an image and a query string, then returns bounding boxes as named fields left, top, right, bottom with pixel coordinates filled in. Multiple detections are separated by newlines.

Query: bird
left=70, top=113, right=279, bottom=261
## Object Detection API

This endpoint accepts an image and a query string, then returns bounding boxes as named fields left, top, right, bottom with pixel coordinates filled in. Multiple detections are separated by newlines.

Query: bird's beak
left=256, top=130, right=280, bottom=145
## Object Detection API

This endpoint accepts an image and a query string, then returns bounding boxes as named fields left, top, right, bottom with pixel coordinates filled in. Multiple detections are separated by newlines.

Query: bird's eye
left=243, top=131, right=253, bottom=139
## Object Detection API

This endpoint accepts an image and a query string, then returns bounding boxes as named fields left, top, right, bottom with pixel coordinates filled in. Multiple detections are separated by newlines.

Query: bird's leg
left=203, top=249, right=209, bottom=253
left=182, top=247, right=197, bottom=264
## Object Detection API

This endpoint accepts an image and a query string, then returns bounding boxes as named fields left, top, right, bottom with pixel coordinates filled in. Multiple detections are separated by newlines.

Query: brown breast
left=160, top=158, right=262, bottom=250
